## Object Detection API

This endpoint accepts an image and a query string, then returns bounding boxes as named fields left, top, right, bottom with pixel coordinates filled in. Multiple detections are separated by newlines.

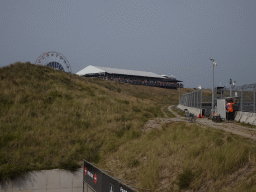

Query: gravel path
left=168, top=105, right=256, bottom=142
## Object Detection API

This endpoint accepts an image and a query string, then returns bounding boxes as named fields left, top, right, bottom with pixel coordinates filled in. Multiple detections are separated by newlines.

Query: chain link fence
left=226, top=83, right=256, bottom=113
left=179, top=89, right=203, bottom=109
left=179, top=83, right=256, bottom=115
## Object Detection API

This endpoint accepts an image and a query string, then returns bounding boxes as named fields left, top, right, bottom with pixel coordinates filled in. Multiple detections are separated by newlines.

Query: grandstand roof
left=76, top=65, right=165, bottom=79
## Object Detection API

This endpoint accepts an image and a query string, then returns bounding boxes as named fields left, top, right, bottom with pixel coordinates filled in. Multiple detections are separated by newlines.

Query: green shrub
left=117, top=87, right=121, bottom=93
left=0, top=151, right=8, bottom=164
left=103, top=136, right=119, bottom=153
left=177, top=168, right=193, bottom=189
left=117, top=99, right=130, bottom=105
left=142, top=112, right=152, bottom=118
left=115, top=127, right=127, bottom=138
left=127, top=158, right=140, bottom=168
left=214, top=138, right=224, bottom=146
left=59, top=157, right=80, bottom=171
left=132, top=106, right=141, bottom=112
left=129, top=129, right=141, bottom=139
left=84, top=86, right=95, bottom=96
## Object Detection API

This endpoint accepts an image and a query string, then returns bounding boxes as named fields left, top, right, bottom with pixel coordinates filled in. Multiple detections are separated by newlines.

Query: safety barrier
left=177, top=104, right=201, bottom=117
left=0, top=168, right=83, bottom=191
left=235, top=111, right=256, bottom=125
left=83, top=159, right=150, bottom=192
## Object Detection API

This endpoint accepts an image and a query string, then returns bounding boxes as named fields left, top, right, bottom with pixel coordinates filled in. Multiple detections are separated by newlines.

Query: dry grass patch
left=171, top=106, right=185, bottom=117
left=102, top=121, right=256, bottom=191
left=162, top=106, right=176, bottom=118
left=236, top=121, right=256, bottom=128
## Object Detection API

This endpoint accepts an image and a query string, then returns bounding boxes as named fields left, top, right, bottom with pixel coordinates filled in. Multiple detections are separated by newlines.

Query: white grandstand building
left=76, top=65, right=183, bottom=89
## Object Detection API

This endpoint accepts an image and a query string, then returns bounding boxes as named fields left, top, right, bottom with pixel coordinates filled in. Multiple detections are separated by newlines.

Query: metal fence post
left=195, top=91, right=197, bottom=108
left=240, top=90, right=242, bottom=112
left=192, top=92, right=194, bottom=107
left=191, top=92, right=192, bottom=107
left=194, top=91, right=196, bottom=108
left=187, top=94, right=189, bottom=106
left=200, top=90, right=202, bottom=115
left=188, top=94, right=190, bottom=107
left=197, top=90, right=198, bottom=108
left=191, top=92, right=193, bottom=107
left=188, top=94, right=189, bottom=107
left=196, top=90, right=199, bottom=108
left=186, top=94, right=188, bottom=106
left=191, top=93, right=192, bottom=107
left=189, top=93, right=190, bottom=107
left=241, top=86, right=244, bottom=112
left=190, top=93, right=192, bottom=107
left=193, top=92, right=194, bottom=107
left=189, top=93, right=191, bottom=107
left=254, top=84, right=256, bottom=113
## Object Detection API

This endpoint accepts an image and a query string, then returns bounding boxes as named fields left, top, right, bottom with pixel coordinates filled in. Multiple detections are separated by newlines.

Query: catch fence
left=179, top=83, right=256, bottom=114
left=179, top=89, right=203, bottom=109
left=227, top=83, right=256, bottom=113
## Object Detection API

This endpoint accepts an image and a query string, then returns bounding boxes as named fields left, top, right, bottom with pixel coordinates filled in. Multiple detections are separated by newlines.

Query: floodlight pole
left=254, top=84, right=256, bottom=113
left=179, top=83, right=180, bottom=104
left=210, top=58, right=217, bottom=118
left=230, top=84, right=232, bottom=97
left=212, top=64, right=214, bottom=117
left=230, top=79, right=232, bottom=97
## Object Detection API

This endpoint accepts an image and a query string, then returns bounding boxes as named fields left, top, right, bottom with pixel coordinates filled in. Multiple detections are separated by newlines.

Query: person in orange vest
left=226, top=99, right=234, bottom=120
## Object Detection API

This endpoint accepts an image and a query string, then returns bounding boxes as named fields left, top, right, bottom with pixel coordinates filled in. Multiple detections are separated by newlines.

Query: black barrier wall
left=83, top=159, right=138, bottom=192
left=83, top=161, right=102, bottom=191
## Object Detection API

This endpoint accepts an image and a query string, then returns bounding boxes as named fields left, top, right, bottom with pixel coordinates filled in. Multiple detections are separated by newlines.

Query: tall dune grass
left=0, top=62, right=179, bottom=181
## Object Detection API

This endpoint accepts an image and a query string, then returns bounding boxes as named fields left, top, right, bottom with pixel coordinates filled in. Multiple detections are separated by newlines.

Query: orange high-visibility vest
left=226, top=102, right=234, bottom=112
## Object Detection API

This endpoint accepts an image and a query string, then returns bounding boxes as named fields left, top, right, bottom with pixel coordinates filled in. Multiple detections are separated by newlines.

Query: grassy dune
left=104, top=122, right=256, bottom=191
left=1, top=62, right=256, bottom=191
left=0, top=62, right=187, bottom=181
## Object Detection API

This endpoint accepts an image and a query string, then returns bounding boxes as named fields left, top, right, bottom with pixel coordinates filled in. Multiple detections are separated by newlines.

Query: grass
left=171, top=106, right=185, bottom=117
left=1, top=62, right=256, bottom=191
left=162, top=106, right=176, bottom=118
left=102, top=122, right=256, bottom=191
left=236, top=121, right=256, bottom=128
left=0, top=62, right=180, bottom=181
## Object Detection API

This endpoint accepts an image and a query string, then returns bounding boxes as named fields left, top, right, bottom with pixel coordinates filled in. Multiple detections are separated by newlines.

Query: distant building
left=76, top=65, right=183, bottom=89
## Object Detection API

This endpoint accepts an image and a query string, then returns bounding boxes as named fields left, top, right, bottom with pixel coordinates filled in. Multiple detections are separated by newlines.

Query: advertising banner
left=83, top=160, right=138, bottom=192
left=83, top=160, right=103, bottom=191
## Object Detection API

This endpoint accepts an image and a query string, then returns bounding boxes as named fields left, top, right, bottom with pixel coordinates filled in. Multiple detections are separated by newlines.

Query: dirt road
left=168, top=105, right=256, bottom=142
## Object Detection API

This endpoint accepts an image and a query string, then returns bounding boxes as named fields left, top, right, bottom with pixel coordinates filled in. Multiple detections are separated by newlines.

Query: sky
left=0, top=0, right=255, bottom=88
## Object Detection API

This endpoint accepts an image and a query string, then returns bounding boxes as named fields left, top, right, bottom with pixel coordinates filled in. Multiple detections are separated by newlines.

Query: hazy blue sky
left=1, top=0, right=255, bottom=88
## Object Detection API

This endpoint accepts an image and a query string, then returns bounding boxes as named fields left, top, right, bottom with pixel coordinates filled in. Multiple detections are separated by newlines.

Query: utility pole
left=230, top=79, right=232, bottom=97
left=210, top=58, right=217, bottom=118
left=179, top=83, right=180, bottom=104
left=229, top=79, right=236, bottom=97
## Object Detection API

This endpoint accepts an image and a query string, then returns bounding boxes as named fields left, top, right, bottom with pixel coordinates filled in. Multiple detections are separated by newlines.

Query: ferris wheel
left=35, top=51, right=72, bottom=73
